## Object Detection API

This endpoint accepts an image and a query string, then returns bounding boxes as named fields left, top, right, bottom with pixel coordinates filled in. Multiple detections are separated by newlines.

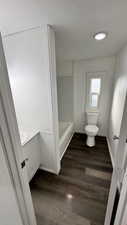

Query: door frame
left=119, top=172, right=127, bottom=225
left=114, top=168, right=127, bottom=225
left=113, top=91, right=127, bottom=225
left=0, top=33, right=37, bottom=225
left=104, top=92, right=127, bottom=225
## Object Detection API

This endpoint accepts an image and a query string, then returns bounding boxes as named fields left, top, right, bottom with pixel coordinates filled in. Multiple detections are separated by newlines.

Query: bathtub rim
left=59, top=122, right=74, bottom=161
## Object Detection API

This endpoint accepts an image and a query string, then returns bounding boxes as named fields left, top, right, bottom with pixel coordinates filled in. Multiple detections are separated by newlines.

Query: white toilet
left=85, top=112, right=99, bottom=147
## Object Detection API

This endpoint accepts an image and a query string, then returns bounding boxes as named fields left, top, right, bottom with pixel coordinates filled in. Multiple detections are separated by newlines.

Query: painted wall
left=108, top=45, right=127, bottom=163
left=3, top=27, right=53, bottom=134
left=57, top=57, right=115, bottom=136
left=3, top=26, right=60, bottom=173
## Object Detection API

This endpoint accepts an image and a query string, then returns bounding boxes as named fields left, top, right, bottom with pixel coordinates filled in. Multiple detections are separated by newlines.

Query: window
left=90, top=78, right=101, bottom=108
left=91, top=93, right=98, bottom=107
left=86, top=73, right=102, bottom=111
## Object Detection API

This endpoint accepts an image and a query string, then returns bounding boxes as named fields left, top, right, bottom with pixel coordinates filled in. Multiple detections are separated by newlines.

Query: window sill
left=86, top=109, right=100, bottom=113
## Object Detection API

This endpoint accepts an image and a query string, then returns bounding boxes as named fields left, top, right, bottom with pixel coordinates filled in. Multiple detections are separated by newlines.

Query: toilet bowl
left=85, top=112, right=99, bottom=147
left=85, top=125, right=99, bottom=147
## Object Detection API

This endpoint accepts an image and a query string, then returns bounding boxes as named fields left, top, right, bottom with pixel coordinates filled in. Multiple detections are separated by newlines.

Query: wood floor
left=30, top=133, right=112, bottom=225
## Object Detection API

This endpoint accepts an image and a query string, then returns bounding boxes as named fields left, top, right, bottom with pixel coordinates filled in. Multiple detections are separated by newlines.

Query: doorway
left=0, top=29, right=127, bottom=225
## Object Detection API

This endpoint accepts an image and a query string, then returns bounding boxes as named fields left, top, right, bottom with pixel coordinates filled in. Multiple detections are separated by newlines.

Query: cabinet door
left=22, top=134, right=41, bottom=182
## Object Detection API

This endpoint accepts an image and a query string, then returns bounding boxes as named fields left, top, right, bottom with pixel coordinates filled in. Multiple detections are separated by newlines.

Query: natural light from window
left=90, top=78, right=101, bottom=108
left=91, top=78, right=101, bottom=94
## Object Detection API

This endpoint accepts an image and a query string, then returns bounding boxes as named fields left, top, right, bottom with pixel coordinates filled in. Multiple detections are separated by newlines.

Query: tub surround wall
left=3, top=25, right=60, bottom=174
left=57, top=57, right=115, bottom=136
left=108, top=45, right=127, bottom=164
left=57, top=62, right=74, bottom=159
left=57, top=62, right=74, bottom=122
left=57, top=76, right=74, bottom=122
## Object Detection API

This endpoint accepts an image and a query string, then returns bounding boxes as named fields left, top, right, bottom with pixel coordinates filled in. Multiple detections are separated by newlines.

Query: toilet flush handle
left=113, top=135, right=119, bottom=140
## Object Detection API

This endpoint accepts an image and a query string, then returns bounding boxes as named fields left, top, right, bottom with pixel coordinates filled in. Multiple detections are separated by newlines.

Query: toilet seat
left=85, top=125, right=99, bottom=133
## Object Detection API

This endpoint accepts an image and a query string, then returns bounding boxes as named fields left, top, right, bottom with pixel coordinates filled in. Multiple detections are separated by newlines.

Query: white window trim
left=86, top=71, right=105, bottom=112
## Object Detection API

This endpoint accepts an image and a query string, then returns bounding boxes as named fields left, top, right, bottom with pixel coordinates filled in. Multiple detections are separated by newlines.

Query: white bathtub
left=59, top=122, right=74, bottom=159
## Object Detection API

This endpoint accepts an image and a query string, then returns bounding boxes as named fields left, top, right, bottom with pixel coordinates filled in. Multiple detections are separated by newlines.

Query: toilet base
left=86, top=136, right=95, bottom=147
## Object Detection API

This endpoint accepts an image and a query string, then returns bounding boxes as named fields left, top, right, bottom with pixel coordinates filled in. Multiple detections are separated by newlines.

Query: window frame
left=86, top=72, right=105, bottom=112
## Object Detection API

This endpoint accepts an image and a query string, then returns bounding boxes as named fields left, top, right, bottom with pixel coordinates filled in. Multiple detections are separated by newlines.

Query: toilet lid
left=85, top=125, right=99, bottom=133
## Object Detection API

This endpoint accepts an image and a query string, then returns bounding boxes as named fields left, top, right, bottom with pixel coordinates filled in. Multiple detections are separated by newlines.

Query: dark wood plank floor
left=30, top=133, right=112, bottom=225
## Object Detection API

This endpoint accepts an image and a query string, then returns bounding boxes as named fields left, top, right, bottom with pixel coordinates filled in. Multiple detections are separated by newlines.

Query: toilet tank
left=86, top=112, right=99, bottom=125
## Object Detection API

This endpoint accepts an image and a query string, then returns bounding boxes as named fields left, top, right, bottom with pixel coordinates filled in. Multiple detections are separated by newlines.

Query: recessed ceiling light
left=94, top=32, right=107, bottom=41
left=66, top=194, right=73, bottom=199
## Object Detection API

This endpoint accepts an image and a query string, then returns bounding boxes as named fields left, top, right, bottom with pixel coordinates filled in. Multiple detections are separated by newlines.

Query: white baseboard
left=106, top=137, right=115, bottom=168
left=39, top=165, right=57, bottom=175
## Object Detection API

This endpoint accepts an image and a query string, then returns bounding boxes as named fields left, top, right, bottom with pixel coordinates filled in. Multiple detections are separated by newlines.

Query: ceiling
left=1, top=0, right=127, bottom=60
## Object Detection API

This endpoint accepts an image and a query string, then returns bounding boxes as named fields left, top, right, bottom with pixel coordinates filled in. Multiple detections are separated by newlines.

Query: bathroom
left=3, top=26, right=114, bottom=179
left=1, top=25, right=126, bottom=225
left=1, top=26, right=117, bottom=225
left=1, top=2, right=127, bottom=225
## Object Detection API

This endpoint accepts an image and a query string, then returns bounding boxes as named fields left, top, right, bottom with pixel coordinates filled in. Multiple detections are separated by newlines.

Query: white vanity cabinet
left=22, top=133, right=41, bottom=182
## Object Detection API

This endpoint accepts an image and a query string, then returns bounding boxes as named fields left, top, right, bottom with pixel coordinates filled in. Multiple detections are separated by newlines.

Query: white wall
left=3, top=27, right=53, bottom=134
left=108, top=46, right=127, bottom=162
left=57, top=57, right=115, bottom=136
left=3, top=26, right=60, bottom=174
